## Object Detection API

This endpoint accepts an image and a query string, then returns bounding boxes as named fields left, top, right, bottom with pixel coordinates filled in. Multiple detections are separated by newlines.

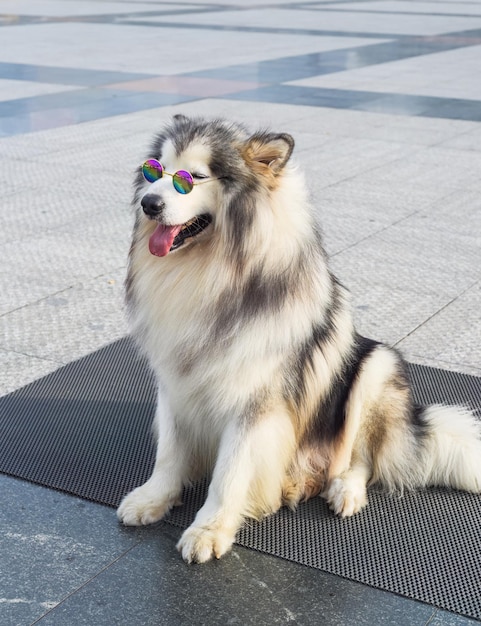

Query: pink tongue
left=149, top=223, right=183, bottom=257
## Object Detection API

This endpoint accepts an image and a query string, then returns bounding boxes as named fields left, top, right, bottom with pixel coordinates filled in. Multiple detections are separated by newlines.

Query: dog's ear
left=242, top=132, right=295, bottom=184
left=173, top=114, right=189, bottom=123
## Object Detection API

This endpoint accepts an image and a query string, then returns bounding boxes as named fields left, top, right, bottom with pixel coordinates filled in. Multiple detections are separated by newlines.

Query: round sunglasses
left=142, top=159, right=219, bottom=194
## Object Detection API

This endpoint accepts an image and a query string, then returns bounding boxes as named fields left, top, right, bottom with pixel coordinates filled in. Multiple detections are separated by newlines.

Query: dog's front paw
left=322, top=476, right=367, bottom=517
left=176, top=525, right=235, bottom=564
left=117, top=483, right=174, bottom=526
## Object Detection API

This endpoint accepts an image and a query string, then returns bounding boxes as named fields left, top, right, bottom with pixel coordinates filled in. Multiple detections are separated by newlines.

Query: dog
left=117, top=114, right=481, bottom=563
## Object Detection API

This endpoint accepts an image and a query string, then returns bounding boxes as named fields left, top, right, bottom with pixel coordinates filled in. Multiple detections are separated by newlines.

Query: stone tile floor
left=0, top=0, right=480, bottom=624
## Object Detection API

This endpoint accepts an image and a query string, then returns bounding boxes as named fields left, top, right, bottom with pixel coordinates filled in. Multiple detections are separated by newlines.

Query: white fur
left=323, top=346, right=481, bottom=516
left=420, top=405, right=481, bottom=492
left=177, top=411, right=296, bottom=563
left=117, top=388, right=186, bottom=525
left=118, top=117, right=481, bottom=563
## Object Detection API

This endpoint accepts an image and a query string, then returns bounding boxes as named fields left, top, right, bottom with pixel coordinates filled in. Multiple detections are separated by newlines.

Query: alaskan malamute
left=118, top=115, right=481, bottom=563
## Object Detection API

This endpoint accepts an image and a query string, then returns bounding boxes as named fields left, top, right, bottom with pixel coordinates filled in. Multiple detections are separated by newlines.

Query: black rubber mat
left=1, top=337, right=480, bottom=620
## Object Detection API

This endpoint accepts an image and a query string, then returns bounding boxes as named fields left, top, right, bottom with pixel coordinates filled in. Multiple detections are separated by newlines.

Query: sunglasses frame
left=142, top=159, right=220, bottom=194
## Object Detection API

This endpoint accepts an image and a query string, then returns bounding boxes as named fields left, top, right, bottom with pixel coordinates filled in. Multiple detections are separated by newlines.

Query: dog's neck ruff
left=149, top=214, right=212, bottom=257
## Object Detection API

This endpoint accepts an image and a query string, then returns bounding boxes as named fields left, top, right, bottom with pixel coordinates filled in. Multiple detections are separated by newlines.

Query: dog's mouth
left=148, top=214, right=213, bottom=257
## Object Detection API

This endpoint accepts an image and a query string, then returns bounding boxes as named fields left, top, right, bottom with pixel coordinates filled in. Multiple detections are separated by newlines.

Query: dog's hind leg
left=322, top=376, right=370, bottom=517
left=323, top=452, right=371, bottom=517
left=177, top=408, right=295, bottom=563
left=322, top=345, right=403, bottom=517
left=117, top=388, right=187, bottom=526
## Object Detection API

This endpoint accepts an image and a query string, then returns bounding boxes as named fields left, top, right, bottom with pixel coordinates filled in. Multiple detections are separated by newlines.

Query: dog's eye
left=192, top=173, right=208, bottom=180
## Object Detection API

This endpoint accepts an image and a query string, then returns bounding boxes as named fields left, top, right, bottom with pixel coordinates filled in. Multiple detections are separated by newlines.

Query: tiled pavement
left=1, top=1, right=480, bottom=624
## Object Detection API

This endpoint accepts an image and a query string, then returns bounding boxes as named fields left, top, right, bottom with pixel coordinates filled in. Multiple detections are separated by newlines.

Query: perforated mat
left=1, top=337, right=480, bottom=620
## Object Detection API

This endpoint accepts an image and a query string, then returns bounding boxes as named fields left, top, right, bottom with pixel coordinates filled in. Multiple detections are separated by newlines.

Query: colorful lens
left=172, top=170, right=194, bottom=194
left=142, top=159, right=163, bottom=183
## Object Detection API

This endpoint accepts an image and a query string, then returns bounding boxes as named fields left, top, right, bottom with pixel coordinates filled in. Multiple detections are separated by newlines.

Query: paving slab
left=1, top=0, right=480, bottom=623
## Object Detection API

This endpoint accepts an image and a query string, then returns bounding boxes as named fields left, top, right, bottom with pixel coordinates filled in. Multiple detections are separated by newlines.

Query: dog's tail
left=375, top=404, right=481, bottom=493
left=417, top=405, right=481, bottom=491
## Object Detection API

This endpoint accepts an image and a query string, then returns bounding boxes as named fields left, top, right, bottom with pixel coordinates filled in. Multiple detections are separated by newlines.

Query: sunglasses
left=142, top=159, right=219, bottom=194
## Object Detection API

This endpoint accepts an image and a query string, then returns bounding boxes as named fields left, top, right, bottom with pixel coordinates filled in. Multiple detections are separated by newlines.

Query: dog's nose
left=141, top=194, right=165, bottom=217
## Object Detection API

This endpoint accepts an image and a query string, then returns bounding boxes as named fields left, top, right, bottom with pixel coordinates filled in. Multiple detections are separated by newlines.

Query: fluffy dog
left=117, top=115, right=481, bottom=563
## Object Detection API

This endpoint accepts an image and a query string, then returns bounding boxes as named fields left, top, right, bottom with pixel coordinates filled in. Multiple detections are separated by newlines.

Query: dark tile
left=359, top=37, right=475, bottom=63
left=419, top=99, right=481, bottom=123
left=184, top=49, right=376, bottom=84
left=0, top=475, right=143, bottom=625
left=186, top=35, right=481, bottom=87
left=444, top=27, right=481, bottom=42
left=429, top=610, right=481, bottom=625
left=0, top=61, right=154, bottom=87
left=0, top=115, right=34, bottom=138
left=222, top=84, right=481, bottom=124
left=1, top=475, right=477, bottom=626
left=0, top=88, right=158, bottom=117
left=0, top=15, right=39, bottom=27
left=118, top=17, right=399, bottom=40
left=0, top=89, right=196, bottom=137
left=353, top=93, right=437, bottom=116
left=37, top=522, right=437, bottom=626
left=224, top=84, right=377, bottom=109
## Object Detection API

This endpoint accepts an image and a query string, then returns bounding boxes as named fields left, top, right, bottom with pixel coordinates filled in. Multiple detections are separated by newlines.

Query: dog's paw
left=322, top=476, right=367, bottom=517
left=176, top=525, right=235, bottom=564
left=117, top=484, right=173, bottom=526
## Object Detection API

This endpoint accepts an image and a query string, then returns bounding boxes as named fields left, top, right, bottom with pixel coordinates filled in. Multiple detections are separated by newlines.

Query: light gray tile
left=415, top=189, right=481, bottom=238
left=131, top=7, right=389, bottom=39
left=30, top=135, right=148, bottom=174
left=0, top=270, right=128, bottom=364
left=281, top=107, right=480, bottom=147
left=137, top=6, right=481, bottom=36
left=0, top=112, right=161, bottom=160
left=301, top=137, right=413, bottom=190
left=324, top=1, right=481, bottom=17
left=339, top=278, right=452, bottom=347
left=291, top=45, right=481, bottom=102
left=396, top=282, right=481, bottom=374
left=308, top=182, right=433, bottom=256
left=162, top=98, right=319, bottom=130
left=439, top=126, right=481, bottom=152
left=0, top=349, right=62, bottom=396
left=0, top=0, right=169, bottom=17
left=332, top=222, right=479, bottom=299
left=327, top=206, right=480, bottom=349
left=0, top=22, right=369, bottom=74
left=466, top=178, right=481, bottom=192
left=347, top=145, right=481, bottom=194
left=0, top=159, right=63, bottom=196
left=0, top=79, right=81, bottom=102
left=0, top=221, right=130, bottom=314
left=0, top=172, right=133, bottom=246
